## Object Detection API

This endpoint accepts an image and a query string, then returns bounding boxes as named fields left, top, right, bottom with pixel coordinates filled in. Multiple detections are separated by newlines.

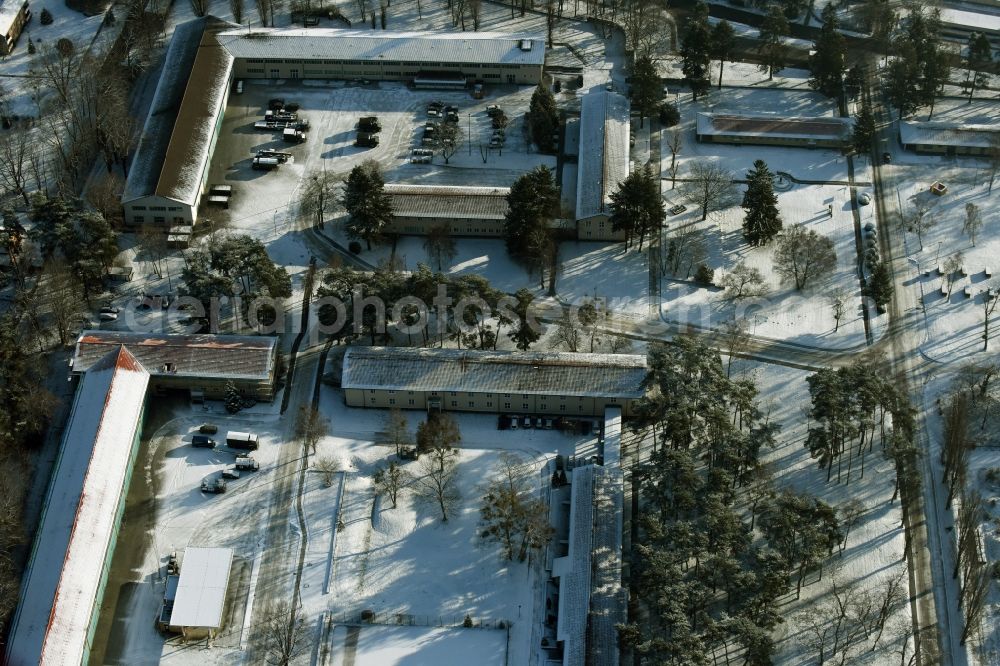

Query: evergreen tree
left=885, top=39, right=921, bottom=120
left=508, top=288, right=540, bottom=350
left=741, top=160, right=782, bottom=246
left=844, top=64, right=864, bottom=99
left=964, top=32, right=993, bottom=103
left=809, top=4, right=847, bottom=98
left=709, top=20, right=736, bottom=89
left=852, top=98, right=876, bottom=155
left=40, top=7, right=53, bottom=24
left=609, top=165, right=665, bottom=251
left=528, top=84, right=559, bottom=152
left=757, top=5, right=789, bottom=81
left=503, top=166, right=560, bottom=262
left=341, top=160, right=393, bottom=250
left=865, top=260, right=894, bottom=311
left=630, top=54, right=662, bottom=128
left=680, top=2, right=712, bottom=100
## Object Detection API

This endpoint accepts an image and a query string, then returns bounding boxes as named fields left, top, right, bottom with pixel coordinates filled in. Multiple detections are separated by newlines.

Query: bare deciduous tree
left=0, top=124, right=32, bottom=206
left=295, top=405, right=329, bottom=454
left=43, top=260, right=86, bottom=346
left=479, top=453, right=553, bottom=561
left=86, top=173, right=125, bottom=226
left=414, top=452, right=460, bottom=521
left=263, top=601, right=307, bottom=665
left=314, top=456, right=340, bottom=487
left=438, top=121, right=461, bottom=164
left=373, top=459, right=410, bottom=508
left=664, top=225, right=706, bottom=278
left=300, top=172, right=338, bottom=228
left=686, top=162, right=734, bottom=221
left=720, top=262, right=768, bottom=302
left=960, top=563, right=991, bottom=644
left=422, top=223, right=456, bottom=272
left=830, top=288, right=849, bottom=333
left=383, top=408, right=410, bottom=457
left=137, top=226, right=168, bottom=279
left=963, top=203, right=983, bottom=246
left=666, top=129, right=682, bottom=190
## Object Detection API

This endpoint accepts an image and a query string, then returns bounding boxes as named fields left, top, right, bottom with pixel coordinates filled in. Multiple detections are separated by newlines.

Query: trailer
left=235, top=456, right=259, bottom=471
left=256, top=150, right=293, bottom=163
left=226, top=431, right=259, bottom=450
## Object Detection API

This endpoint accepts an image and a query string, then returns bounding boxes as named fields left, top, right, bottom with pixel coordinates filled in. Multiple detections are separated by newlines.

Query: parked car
left=427, top=107, right=441, bottom=118
left=99, top=311, right=118, bottom=321
left=201, top=477, right=227, bottom=493
left=359, top=116, right=381, bottom=132
left=235, top=79, right=244, bottom=94
left=283, top=128, right=306, bottom=143
left=521, top=416, right=531, bottom=429
left=192, top=435, right=216, bottom=448
left=881, top=152, right=891, bottom=164
left=100, top=305, right=121, bottom=314
left=199, top=423, right=219, bottom=434
left=485, top=104, right=502, bottom=117
left=356, top=132, right=380, bottom=148
left=221, top=468, right=241, bottom=480
left=510, top=417, right=518, bottom=431
left=543, top=418, right=554, bottom=429
left=226, top=431, right=259, bottom=450
left=235, top=456, right=259, bottom=471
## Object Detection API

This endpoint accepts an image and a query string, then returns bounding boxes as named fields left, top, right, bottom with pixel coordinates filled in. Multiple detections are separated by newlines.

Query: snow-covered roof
left=215, top=29, right=546, bottom=66
left=122, top=16, right=236, bottom=207
left=938, top=7, right=1000, bottom=35
left=696, top=112, right=852, bottom=142
left=899, top=120, right=1000, bottom=149
left=576, top=91, right=630, bottom=222
left=170, top=547, right=233, bottom=629
left=343, top=347, right=647, bottom=399
left=385, top=184, right=510, bottom=220
left=0, top=0, right=27, bottom=36
left=6, top=348, right=149, bottom=666
left=558, top=465, right=594, bottom=666
left=72, top=330, right=278, bottom=382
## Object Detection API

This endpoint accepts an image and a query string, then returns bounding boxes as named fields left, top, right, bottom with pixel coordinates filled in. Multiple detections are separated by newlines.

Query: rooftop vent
left=519, top=39, right=532, bottom=51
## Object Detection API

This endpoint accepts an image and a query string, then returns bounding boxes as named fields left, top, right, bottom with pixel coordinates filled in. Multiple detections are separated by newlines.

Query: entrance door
left=270, top=68, right=280, bottom=77
left=290, top=69, right=299, bottom=79
left=506, top=74, right=515, bottom=84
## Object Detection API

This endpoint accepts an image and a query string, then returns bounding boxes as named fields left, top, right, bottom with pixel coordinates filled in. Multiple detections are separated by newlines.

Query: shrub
left=694, top=263, right=714, bottom=286
left=348, top=240, right=362, bottom=254
left=27, top=38, right=35, bottom=54
left=659, top=102, right=680, bottom=127
left=40, top=8, right=53, bottom=24
left=56, top=37, right=74, bottom=56
left=463, top=614, right=473, bottom=628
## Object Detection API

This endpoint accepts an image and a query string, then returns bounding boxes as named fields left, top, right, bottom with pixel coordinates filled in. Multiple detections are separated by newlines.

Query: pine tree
left=341, top=160, right=393, bottom=250
left=852, top=98, right=876, bottom=155
left=609, top=165, right=665, bottom=251
left=40, top=7, right=53, bottom=24
left=757, top=5, right=789, bottom=81
left=508, top=288, right=540, bottom=350
left=528, top=84, right=558, bottom=152
left=225, top=380, right=243, bottom=414
left=809, top=4, right=846, bottom=98
left=630, top=54, right=662, bottom=128
left=679, top=2, right=712, bottom=100
left=742, top=160, right=783, bottom=246
left=865, top=261, right=894, bottom=311
left=709, top=20, right=736, bottom=89
left=965, top=32, right=993, bottom=103
left=504, top=166, right=559, bottom=262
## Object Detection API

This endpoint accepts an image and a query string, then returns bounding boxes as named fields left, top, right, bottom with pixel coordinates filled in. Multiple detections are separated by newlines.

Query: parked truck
left=226, top=431, right=259, bottom=450
left=252, top=156, right=280, bottom=171
left=235, top=456, right=259, bottom=471
left=283, top=127, right=306, bottom=143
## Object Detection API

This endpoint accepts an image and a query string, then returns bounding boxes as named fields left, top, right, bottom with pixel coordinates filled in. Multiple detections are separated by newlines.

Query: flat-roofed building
left=384, top=184, right=510, bottom=237
left=5, top=348, right=149, bottom=666
left=71, top=331, right=279, bottom=402
left=899, top=120, right=1000, bottom=156
left=166, top=547, right=234, bottom=639
left=121, top=16, right=237, bottom=228
left=576, top=91, right=630, bottom=241
left=342, top=347, right=646, bottom=417
left=222, top=29, right=545, bottom=85
left=695, top=112, right=853, bottom=149
left=0, top=0, right=29, bottom=55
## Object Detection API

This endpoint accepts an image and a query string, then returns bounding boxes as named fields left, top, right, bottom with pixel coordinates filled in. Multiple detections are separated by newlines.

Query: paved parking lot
left=204, top=79, right=557, bottom=232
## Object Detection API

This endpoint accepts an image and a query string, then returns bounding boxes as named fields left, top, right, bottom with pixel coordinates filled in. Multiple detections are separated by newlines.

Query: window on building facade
left=522, top=403, right=529, bottom=410
left=389, top=399, right=396, bottom=405
left=408, top=399, right=415, bottom=406
left=451, top=401, right=458, bottom=407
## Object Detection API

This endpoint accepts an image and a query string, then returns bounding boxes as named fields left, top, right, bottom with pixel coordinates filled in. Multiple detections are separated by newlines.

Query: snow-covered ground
left=326, top=624, right=507, bottom=666
left=298, top=387, right=591, bottom=665
left=654, top=86, right=875, bottom=349
left=732, top=358, right=913, bottom=665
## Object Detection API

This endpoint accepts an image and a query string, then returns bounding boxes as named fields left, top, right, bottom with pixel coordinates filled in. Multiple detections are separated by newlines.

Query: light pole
left=468, top=113, right=472, bottom=155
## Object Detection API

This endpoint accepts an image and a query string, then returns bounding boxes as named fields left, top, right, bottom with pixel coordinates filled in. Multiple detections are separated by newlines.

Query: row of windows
left=381, top=397, right=586, bottom=413
left=241, top=57, right=528, bottom=69
left=247, top=68, right=264, bottom=74
left=371, top=388, right=618, bottom=404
